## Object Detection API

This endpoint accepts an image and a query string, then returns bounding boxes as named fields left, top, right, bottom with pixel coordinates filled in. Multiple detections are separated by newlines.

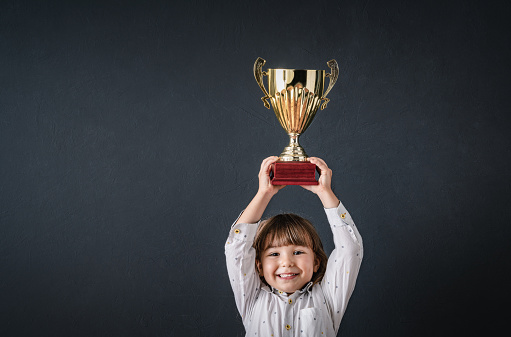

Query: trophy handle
left=254, top=57, right=271, bottom=109
left=320, top=59, right=339, bottom=110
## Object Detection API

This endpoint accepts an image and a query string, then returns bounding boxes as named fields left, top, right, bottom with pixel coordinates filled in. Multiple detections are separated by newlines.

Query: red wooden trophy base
left=271, top=161, right=319, bottom=185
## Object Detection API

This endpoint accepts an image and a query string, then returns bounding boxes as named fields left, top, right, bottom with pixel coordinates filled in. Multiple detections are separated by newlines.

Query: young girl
left=225, top=156, right=363, bottom=337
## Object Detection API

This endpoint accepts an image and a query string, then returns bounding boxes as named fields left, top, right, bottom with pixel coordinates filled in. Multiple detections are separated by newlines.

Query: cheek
left=258, top=259, right=272, bottom=275
left=263, top=260, right=279, bottom=276
left=262, top=260, right=274, bottom=271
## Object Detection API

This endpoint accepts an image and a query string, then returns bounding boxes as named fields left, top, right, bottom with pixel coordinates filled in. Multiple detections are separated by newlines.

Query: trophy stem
left=279, top=133, right=308, bottom=161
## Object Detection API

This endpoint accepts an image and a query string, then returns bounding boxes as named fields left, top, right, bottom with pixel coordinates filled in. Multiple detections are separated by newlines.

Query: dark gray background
left=1, top=0, right=510, bottom=336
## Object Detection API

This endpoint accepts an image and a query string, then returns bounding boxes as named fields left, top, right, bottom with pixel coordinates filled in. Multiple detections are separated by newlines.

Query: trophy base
left=271, top=161, right=318, bottom=185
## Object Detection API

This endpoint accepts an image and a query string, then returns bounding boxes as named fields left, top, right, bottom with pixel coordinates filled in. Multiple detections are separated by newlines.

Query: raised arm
left=235, top=156, right=285, bottom=224
left=226, top=156, right=285, bottom=322
left=301, top=157, right=363, bottom=332
left=300, top=157, right=340, bottom=209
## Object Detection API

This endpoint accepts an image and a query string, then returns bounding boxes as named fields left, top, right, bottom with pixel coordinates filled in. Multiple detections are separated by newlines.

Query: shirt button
left=285, top=324, right=291, bottom=330
left=288, top=299, right=293, bottom=304
left=279, top=290, right=283, bottom=294
left=340, top=213, right=346, bottom=219
left=234, top=229, right=241, bottom=234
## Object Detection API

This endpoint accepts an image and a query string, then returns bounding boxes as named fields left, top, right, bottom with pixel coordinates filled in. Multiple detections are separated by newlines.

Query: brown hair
left=253, top=213, right=328, bottom=285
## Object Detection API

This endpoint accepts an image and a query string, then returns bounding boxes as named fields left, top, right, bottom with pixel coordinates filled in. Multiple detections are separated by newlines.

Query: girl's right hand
left=235, top=156, right=284, bottom=225
left=258, top=156, right=285, bottom=196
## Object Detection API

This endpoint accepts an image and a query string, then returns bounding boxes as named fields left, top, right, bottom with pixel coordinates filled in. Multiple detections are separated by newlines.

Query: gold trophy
left=253, top=57, right=339, bottom=185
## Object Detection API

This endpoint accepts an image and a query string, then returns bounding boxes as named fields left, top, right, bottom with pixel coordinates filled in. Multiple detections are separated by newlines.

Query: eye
left=268, top=252, right=279, bottom=257
left=293, top=251, right=304, bottom=255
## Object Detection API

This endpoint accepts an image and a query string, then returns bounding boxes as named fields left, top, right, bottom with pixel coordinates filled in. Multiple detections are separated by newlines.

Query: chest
left=244, top=291, right=335, bottom=337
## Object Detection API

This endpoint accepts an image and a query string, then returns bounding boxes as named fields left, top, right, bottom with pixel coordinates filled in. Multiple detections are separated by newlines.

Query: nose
left=280, top=253, right=294, bottom=267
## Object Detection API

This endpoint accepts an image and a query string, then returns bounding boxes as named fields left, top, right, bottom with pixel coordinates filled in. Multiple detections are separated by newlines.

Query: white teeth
left=279, top=273, right=297, bottom=277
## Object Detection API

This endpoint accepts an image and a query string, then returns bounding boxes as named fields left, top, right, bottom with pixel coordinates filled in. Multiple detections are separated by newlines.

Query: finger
left=309, top=157, right=328, bottom=170
left=309, top=158, right=330, bottom=177
left=260, top=156, right=277, bottom=173
left=260, top=156, right=279, bottom=177
left=263, top=156, right=279, bottom=166
left=260, top=156, right=273, bottom=170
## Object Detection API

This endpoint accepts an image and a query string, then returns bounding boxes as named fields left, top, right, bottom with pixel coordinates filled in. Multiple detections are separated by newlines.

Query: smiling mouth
left=277, top=273, right=299, bottom=279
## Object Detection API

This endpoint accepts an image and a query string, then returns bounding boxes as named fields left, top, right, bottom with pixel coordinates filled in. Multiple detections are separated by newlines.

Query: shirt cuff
left=229, top=210, right=260, bottom=242
left=231, top=209, right=261, bottom=228
left=229, top=222, right=259, bottom=242
left=324, top=200, right=355, bottom=227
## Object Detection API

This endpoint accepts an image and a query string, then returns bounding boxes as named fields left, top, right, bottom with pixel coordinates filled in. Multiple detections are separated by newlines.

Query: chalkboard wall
left=1, top=0, right=510, bottom=336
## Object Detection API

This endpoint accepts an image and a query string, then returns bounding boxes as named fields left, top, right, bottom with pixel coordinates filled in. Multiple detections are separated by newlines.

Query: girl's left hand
left=301, top=157, right=339, bottom=208
left=300, top=157, right=332, bottom=195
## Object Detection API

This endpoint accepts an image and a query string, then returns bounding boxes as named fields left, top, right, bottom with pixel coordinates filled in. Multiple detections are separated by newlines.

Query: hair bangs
left=261, top=220, right=315, bottom=253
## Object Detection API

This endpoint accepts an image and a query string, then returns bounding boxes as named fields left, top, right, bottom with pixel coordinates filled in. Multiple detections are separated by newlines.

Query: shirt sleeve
left=320, top=200, right=363, bottom=333
left=225, top=211, right=262, bottom=323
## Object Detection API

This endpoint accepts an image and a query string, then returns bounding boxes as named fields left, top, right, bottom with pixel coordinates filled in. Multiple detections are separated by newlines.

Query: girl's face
left=256, top=244, right=319, bottom=294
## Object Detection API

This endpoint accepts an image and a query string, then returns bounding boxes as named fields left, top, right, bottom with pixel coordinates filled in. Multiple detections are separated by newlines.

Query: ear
left=256, top=260, right=263, bottom=276
left=313, top=257, right=320, bottom=273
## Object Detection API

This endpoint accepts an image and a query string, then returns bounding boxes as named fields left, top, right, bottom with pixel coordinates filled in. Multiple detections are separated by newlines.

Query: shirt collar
left=261, top=284, right=271, bottom=293
left=268, top=281, right=314, bottom=296
left=299, top=281, right=314, bottom=294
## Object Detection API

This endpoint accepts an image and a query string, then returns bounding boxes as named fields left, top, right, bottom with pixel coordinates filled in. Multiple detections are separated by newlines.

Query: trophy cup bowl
left=254, top=57, right=339, bottom=185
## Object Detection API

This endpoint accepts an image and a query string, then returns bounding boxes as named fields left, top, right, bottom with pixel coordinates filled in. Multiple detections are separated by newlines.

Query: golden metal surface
left=253, top=58, right=339, bottom=161
left=253, top=57, right=271, bottom=109
left=321, top=59, right=339, bottom=110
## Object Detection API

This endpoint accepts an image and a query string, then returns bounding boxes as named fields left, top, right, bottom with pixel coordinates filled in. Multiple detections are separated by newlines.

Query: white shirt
left=225, top=201, right=363, bottom=337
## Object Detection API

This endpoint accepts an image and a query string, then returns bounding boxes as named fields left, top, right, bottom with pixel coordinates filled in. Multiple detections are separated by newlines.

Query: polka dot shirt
left=225, top=201, right=363, bottom=337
